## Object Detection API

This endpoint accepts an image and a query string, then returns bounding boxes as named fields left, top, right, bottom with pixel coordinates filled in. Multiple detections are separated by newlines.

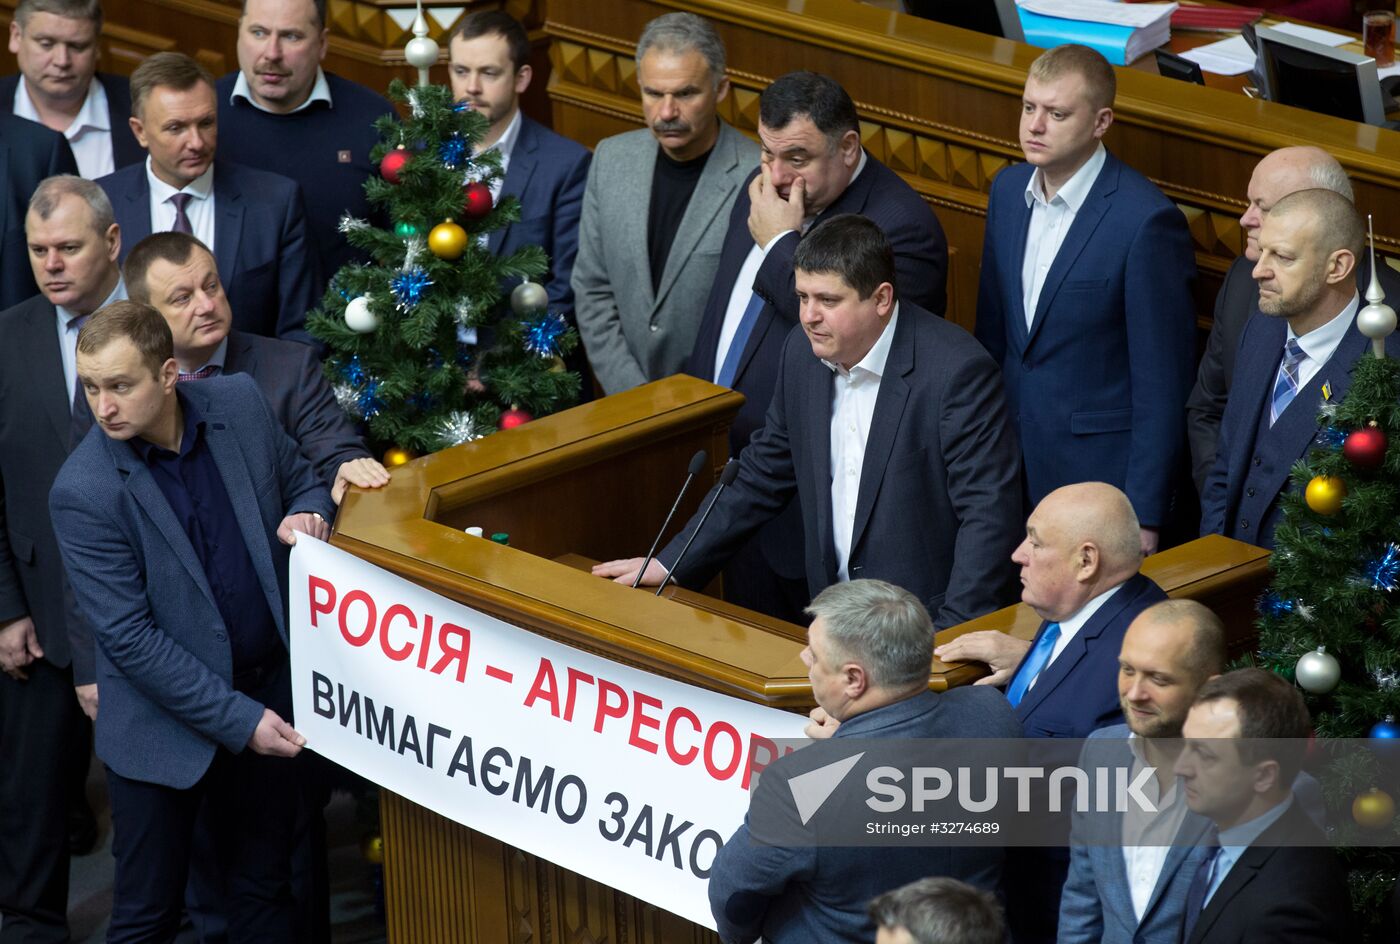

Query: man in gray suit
left=1057, top=599, right=1226, bottom=944
left=571, top=12, right=758, bottom=394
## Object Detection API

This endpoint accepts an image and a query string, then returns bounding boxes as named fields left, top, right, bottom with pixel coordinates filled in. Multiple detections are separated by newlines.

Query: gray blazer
left=571, top=122, right=758, bottom=394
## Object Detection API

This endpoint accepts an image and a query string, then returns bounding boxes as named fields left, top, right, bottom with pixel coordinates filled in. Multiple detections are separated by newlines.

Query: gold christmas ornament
left=383, top=446, right=418, bottom=468
left=428, top=219, right=468, bottom=260
left=1304, top=475, right=1346, bottom=516
left=1352, top=788, right=1396, bottom=829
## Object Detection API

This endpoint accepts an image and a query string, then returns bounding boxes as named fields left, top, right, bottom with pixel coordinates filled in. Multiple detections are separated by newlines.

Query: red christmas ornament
left=498, top=405, right=532, bottom=430
left=380, top=147, right=410, bottom=185
left=1343, top=426, right=1388, bottom=470
left=463, top=182, right=493, bottom=219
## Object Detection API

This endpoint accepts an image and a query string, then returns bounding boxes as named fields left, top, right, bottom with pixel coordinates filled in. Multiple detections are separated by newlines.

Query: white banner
left=289, top=537, right=808, bottom=928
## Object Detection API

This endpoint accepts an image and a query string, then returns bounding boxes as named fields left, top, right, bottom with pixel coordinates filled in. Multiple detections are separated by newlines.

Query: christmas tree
left=1254, top=232, right=1400, bottom=933
left=306, top=78, right=580, bottom=458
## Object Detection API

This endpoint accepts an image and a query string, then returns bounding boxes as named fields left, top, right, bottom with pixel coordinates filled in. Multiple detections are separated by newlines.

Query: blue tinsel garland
left=390, top=269, right=433, bottom=311
left=523, top=312, right=568, bottom=357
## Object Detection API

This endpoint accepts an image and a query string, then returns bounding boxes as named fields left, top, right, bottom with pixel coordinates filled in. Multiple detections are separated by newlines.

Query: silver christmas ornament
left=1359, top=214, right=1397, bottom=358
left=343, top=295, right=378, bottom=333
left=1296, top=646, right=1341, bottom=694
left=403, top=0, right=439, bottom=86
left=511, top=281, right=548, bottom=315
left=435, top=411, right=485, bottom=448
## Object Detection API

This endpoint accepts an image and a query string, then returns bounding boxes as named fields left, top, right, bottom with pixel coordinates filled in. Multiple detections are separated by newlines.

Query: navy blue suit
left=1, top=114, right=77, bottom=311
left=0, top=73, right=144, bottom=171
left=97, top=159, right=320, bottom=343
left=489, top=115, right=590, bottom=322
left=708, top=688, right=1022, bottom=944
left=976, top=152, right=1197, bottom=528
left=1201, top=312, right=1400, bottom=548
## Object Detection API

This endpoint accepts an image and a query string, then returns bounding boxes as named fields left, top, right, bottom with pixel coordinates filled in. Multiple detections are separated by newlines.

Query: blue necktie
left=1005, top=622, right=1060, bottom=707
left=715, top=292, right=766, bottom=388
left=1269, top=338, right=1306, bottom=426
left=1181, top=829, right=1222, bottom=941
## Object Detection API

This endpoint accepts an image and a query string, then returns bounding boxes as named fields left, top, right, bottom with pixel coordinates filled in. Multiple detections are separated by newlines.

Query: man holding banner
left=48, top=301, right=334, bottom=943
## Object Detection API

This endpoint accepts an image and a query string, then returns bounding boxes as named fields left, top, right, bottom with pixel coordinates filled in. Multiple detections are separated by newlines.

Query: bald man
left=936, top=482, right=1167, bottom=943
left=1186, top=146, right=1400, bottom=493
left=1202, top=188, right=1400, bottom=549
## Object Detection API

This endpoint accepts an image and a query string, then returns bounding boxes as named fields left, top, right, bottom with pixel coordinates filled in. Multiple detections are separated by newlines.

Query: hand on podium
left=592, top=557, right=668, bottom=587
left=934, top=630, right=1032, bottom=687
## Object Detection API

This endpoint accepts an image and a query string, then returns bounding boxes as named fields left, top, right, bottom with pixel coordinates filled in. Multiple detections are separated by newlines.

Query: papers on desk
left=1180, top=21, right=1354, bottom=77
left=1015, top=0, right=1178, bottom=66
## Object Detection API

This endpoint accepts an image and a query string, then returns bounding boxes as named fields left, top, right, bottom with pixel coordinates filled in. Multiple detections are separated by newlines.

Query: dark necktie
left=169, top=192, right=194, bottom=235
left=1181, top=828, right=1222, bottom=942
left=178, top=364, right=220, bottom=382
left=68, top=314, right=92, bottom=448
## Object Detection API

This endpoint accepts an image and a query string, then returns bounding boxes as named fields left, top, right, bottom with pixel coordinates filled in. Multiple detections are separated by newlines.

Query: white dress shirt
left=1021, top=143, right=1107, bottom=329
left=712, top=151, right=869, bottom=379
left=14, top=76, right=114, bottom=180
left=1120, top=734, right=1190, bottom=921
left=56, top=279, right=127, bottom=407
left=1288, top=292, right=1359, bottom=391
left=479, top=107, right=524, bottom=206
left=230, top=68, right=333, bottom=115
left=146, top=158, right=216, bottom=250
left=1027, top=580, right=1123, bottom=693
left=828, top=304, right=899, bottom=581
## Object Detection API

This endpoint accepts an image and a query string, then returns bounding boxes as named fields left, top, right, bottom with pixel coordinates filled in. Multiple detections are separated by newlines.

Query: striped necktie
left=1269, top=338, right=1307, bottom=426
left=178, top=364, right=220, bottom=382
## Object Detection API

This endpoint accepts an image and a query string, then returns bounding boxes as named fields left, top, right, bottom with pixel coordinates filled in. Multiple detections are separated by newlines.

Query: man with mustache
left=215, top=0, right=394, bottom=279
left=572, top=12, right=758, bottom=395
left=96, top=51, right=319, bottom=344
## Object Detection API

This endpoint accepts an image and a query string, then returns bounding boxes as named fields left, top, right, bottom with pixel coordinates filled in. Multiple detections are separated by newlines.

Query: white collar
left=146, top=157, right=214, bottom=203
left=1288, top=292, right=1359, bottom=363
left=1025, top=143, right=1106, bottom=212
left=230, top=68, right=333, bottom=114
left=1056, top=578, right=1125, bottom=637
left=55, top=276, right=126, bottom=326
left=479, top=107, right=524, bottom=161
left=823, top=303, right=899, bottom=379
left=14, top=74, right=110, bottom=136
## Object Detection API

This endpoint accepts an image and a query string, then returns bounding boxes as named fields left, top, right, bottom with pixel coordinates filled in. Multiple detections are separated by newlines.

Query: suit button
left=1022, top=362, right=1032, bottom=372
left=1246, top=487, right=1255, bottom=497
left=1253, top=456, right=1262, bottom=467
left=1240, top=519, right=1250, bottom=530
left=649, top=324, right=659, bottom=332
left=215, top=632, right=227, bottom=641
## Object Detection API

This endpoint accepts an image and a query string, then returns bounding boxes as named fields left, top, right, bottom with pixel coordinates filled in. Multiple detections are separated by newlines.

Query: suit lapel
left=1016, top=576, right=1140, bottom=719
left=1140, top=813, right=1212, bottom=924
left=805, top=358, right=838, bottom=586
left=654, top=125, right=741, bottom=311
left=109, top=436, right=217, bottom=606
left=1006, top=179, right=1035, bottom=350
left=223, top=332, right=252, bottom=375
left=18, top=300, right=73, bottom=449
left=692, top=187, right=758, bottom=377
left=1024, top=157, right=1117, bottom=352
left=489, top=120, right=537, bottom=255
left=849, top=314, right=912, bottom=557
left=629, top=136, right=659, bottom=312
left=201, top=409, right=283, bottom=627
left=213, top=167, right=244, bottom=286
left=1188, top=846, right=1269, bottom=944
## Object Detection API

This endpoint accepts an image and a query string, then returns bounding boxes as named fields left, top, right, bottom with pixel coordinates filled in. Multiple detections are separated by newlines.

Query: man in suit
left=50, top=301, right=335, bottom=943
left=216, top=0, right=396, bottom=279
left=1201, top=188, right=1399, bottom=549
left=1173, top=669, right=1352, bottom=943
left=707, top=579, right=1023, bottom=944
left=935, top=480, right=1166, bottom=943
left=683, top=70, right=947, bottom=622
left=1185, top=146, right=1400, bottom=494
left=595, top=214, right=1022, bottom=630
left=1, top=113, right=77, bottom=310
left=869, top=878, right=1006, bottom=944
left=1058, top=600, right=1227, bottom=944
left=122, top=231, right=388, bottom=502
left=0, top=174, right=123, bottom=943
left=5, top=0, right=143, bottom=179
left=571, top=12, right=759, bottom=395
left=448, top=10, right=590, bottom=325
left=97, top=51, right=319, bottom=343
left=975, top=44, right=1196, bottom=556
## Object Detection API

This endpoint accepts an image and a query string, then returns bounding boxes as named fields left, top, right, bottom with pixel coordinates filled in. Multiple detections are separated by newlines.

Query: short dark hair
left=868, top=877, right=1006, bottom=944
left=240, top=0, right=326, bottom=29
left=452, top=10, right=530, bottom=73
left=15, top=0, right=102, bottom=31
left=129, top=52, right=216, bottom=118
left=124, top=232, right=214, bottom=306
left=1193, top=668, right=1313, bottom=787
left=759, top=72, right=859, bottom=150
left=793, top=214, right=896, bottom=300
left=77, top=300, right=174, bottom=379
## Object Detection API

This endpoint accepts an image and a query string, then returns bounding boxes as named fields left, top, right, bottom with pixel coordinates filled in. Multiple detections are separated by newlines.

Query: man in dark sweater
left=216, top=0, right=395, bottom=279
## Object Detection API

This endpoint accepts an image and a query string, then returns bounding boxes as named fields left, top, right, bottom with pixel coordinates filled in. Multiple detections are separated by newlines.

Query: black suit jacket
left=223, top=330, right=369, bottom=486
left=1, top=114, right=77, bottom=310
left=1187, top=254, right=1400, bottom=493
left=97, top=158, right=320, bottom=343
left=0, top=73, right=144, bottom=171
left=1184, top=800, right=1352, bottom=943
left=659, top=303, right=1021, bottom=628
left=0, top=294, right=86, bottom=670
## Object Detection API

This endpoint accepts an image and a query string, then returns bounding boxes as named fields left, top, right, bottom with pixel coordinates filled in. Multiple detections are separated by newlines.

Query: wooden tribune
left=331, top=375, right=1271, bottom=943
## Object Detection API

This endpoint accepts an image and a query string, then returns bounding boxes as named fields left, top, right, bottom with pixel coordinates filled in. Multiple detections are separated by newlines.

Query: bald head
left=1118, top=600, right=1226, bottom=738
left=1241, top=147, right=1351, bottom=261
left=1268, top=188, right=1365, bottom=260
left=1014, top=483, right=1141, bottom=622
left=1129, top=600, right=1227, bottom=679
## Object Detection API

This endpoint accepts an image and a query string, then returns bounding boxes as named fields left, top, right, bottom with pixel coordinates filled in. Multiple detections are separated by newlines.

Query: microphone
left=655, top=460, right=740, bottom=597
left=632, top=449, right=708, bottom=589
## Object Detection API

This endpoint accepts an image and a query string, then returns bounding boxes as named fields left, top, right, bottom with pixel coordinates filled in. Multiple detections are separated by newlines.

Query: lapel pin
left=337, top=150, right=352, bottom=164
left=1322, top=381, right=1332, bottom=401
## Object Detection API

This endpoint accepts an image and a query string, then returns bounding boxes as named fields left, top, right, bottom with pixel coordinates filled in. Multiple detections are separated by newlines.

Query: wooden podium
left=331, top=375, right=1271, bottom=943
